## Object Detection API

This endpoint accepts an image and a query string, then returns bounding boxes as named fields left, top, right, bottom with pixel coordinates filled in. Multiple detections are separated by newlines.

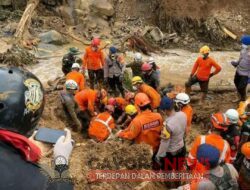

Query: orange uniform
left=115, top=97, right=128, bottom=110
left=88, top=112, right=115, bottom=142
left=139, top=84, right=161, bottom=109
left=182, top=105, right=193, bottom=133
left=74, top=89, right=97, bottom=114
left=83, top=46, right=105, bottom=70
left=66, top=71, right=85, bottom=91
left=191, top=57, right=221, bottom=81
left=187, top=134, right=231, bottom=172
left=118, top=110, right=163, bottom=152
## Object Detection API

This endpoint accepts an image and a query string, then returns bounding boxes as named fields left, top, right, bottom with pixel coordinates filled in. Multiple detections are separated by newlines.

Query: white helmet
left=175, top=93, right=190, bottom=105
left=148, top=57, right=155, bottom=64
left=225, top=109, right=239, bottom=124
left=134, top=53, right=142, bottom=62
left=72, top=63, right=80, bottom=69
left=65, top=80, right=78, bottom=90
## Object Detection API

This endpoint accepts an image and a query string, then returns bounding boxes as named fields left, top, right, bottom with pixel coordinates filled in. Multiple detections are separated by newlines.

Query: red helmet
left=91, top=37, right=101, bottom=47
left=108, top=98, right=116, bottom=106
left=211, top=113, right=230, bottom=131
left=141, top=63, right=152, bottom=71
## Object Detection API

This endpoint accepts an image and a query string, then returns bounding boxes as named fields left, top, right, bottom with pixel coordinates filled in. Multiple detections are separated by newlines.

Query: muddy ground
left=37, top=88, right=239, bottom=190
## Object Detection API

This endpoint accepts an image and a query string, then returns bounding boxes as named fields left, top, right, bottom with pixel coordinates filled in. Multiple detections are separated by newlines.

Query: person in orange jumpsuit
left=174, top=93, right=193, bottom=134
left=132, top=76, right=161, bottom=110
left=88, top=105, right=116, bottom=142
left=66, top=63, right=85, bottom=91
left=117, top=93, right=163, bottom=153
left=82, top=37, right=105, bottom=89
left=185, top=46, right=221, bottom=104
left=187, top=112, right=231, bottom=172
left=74, top=89, right=106, bottom=133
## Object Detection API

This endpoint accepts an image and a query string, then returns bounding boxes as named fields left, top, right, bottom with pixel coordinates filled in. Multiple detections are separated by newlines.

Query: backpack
left=205, top=164, right=238, bottom=190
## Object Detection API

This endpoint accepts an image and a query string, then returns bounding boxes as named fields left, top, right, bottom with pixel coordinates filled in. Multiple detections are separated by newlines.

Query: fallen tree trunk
left=14, top=0, right=40, bottom=40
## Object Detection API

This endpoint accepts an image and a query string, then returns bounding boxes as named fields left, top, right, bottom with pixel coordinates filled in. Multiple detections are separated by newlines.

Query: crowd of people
left=0, top=35, right=250, bottom=190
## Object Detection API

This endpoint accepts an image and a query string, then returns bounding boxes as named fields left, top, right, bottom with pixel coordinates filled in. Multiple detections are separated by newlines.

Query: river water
left=28, top=42, right=240, bottom=89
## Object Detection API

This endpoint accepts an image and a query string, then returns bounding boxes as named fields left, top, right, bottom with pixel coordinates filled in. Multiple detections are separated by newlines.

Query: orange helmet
left=108, top=98, right=116, bottom=106
left=211, top=113, right=230, bottom=131
left=91, top=37, right=101, bottom=47
left=241, top=142, right=250, bottom=159
left=135, top=93, right=151, bottom=107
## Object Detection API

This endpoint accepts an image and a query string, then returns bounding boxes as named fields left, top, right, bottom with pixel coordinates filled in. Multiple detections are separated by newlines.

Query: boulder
left=57, top=5, right=76, bottom=25
left=39, top=30, right=67, bottom=45
left=90, top=0, right=114, bottom=17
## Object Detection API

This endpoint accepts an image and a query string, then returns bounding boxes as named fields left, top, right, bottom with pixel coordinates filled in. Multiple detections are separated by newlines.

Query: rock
left=39, top=30, right=67, bottom=45
left=114, top=21, right=125, bottom=29
left=75, top=9, right=85, bottom=17
left=90, top=0, right=114, bottom=17
left=57, top=5, right=76, bottom=25
left=149, top=27, right=164, bottom=42
left=173, top=37, right=180, bottom=44
left=0, top=0, right=12, bottom=6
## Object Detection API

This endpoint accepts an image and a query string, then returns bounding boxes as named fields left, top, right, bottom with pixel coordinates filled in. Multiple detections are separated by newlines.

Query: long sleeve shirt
left=231, top=47, right=250, bottom=77
left=191, top=57, right=221, bottom=81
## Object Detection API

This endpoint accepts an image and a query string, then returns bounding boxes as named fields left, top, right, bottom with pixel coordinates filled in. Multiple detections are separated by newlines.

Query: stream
left=28, top=42, right=240, bottom=89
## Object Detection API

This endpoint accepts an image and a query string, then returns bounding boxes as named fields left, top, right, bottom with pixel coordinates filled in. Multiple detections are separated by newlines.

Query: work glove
left=54, top=128, right=74, bottom=165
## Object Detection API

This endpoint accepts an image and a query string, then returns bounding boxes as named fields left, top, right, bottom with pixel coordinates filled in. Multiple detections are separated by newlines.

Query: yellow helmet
left=125, top=104, right=138, bottom=116
left=200, top=45, right=210, bottom=54
left=132, top=76, right=143, bottom=85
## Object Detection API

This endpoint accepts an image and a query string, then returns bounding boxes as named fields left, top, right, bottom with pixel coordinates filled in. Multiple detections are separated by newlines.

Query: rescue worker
left=120, top=104, right=138, bottom=129
left=238, top=142, right=250, bottom=189
left=108, top=97, right=127, bottom=121
left=147, top=57, right=160, bottom=76
left=117, top=93, right=162, bottom=152
left=126, top=52, right=143, bottom=77
left=187, top=112, right=231, bottom=171
left=66, top=63, right=85, bottom=91
left=156, top=96, right=187, bottom=171
left=177, top=144, right=239, bottom=190
left=83, top=37, right=105, bottom=89
left=104, top=46, right=125, bottom=96
left=132, top=76, right=161, bottom=110
left=0, top=67, right=74, bottom=189
left=222, top=109, right=240, bottom=162
left=88, top=105, right=116, bottom=142
left=231, top=35, right=250, bottom=102
left=234, top=103, right=250, bottom=170
left=174, top=93, right=193, bottom=134
left=74, top=89, right=106, bottom=130
left=60, top=80, right=82, bottom=132
left=141, top=63, right=160, bottom=91
left=62, top=47, right=81, bottom=75
left=185, top=46, right=222, bottom=104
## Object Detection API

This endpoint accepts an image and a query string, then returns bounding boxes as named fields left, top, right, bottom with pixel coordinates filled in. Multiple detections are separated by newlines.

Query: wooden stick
left=14, top=0, right=40, bottom=40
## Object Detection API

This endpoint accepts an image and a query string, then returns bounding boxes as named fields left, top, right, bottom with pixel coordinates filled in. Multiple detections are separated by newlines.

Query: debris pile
left=0, top=45, right=37, bottom=66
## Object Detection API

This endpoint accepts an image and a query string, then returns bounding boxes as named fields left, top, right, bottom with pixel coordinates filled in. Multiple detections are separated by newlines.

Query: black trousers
left=108, top=76, right=124, bottom=96
left=88, top=69, right=104, bottom=89
left=234, top=72, right=248, bottom=101
left=161, top=146, right=186, bottom=171
left=77, top=110, right=91, bottom=136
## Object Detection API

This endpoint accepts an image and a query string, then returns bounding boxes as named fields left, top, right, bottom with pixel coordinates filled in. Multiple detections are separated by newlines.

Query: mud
left=37, top=82, right=241, bottom=190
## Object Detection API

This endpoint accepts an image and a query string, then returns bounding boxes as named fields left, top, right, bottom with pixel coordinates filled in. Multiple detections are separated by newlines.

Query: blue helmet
left=241, top=35, right=250, bottom=45
left=197, top=144, right=220, bottom=168
left=159, top=96, right=174, bottom=111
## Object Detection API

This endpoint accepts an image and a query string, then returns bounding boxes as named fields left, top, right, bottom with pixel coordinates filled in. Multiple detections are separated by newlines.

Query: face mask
left=132, top=86, right=138, bottom=91
left=203, top=53, right=209, bottom=59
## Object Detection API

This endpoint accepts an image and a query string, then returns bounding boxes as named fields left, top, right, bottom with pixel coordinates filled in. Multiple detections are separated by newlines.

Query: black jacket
left=0, top=141, right=73, bottom=190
